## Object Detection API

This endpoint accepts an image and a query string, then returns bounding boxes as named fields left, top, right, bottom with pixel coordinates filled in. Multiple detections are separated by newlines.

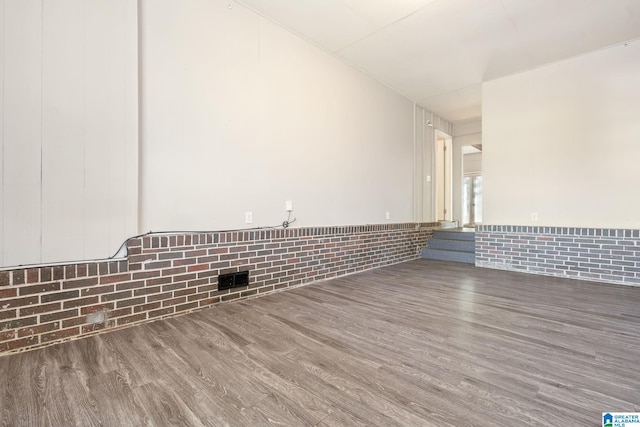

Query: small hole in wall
left=86, top=310, right=106, bottom=324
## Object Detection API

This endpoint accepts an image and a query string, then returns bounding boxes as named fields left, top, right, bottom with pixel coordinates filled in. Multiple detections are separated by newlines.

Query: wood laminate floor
left=1, top=259, right=639, bottom=426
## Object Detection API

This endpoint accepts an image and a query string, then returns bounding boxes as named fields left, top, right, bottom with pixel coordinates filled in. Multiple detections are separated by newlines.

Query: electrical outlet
left=531, top=213, right=538, bottom=221
left=285, top=200, right=293, bottom=211
left=426, top=175, right=431, bottom=182
left=385, top=212, right=390, bottom=220
left=245, top=211, right=253, bottom=224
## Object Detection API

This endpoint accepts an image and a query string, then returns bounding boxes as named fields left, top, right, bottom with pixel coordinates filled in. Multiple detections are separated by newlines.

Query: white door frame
left=434, top=129, right=453, bottom=221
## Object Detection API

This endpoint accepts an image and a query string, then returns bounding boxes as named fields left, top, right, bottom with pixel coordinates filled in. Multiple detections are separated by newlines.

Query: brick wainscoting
left=476, top=225, right=640, bottom=286
left=0, top=222, right=438, bottom=355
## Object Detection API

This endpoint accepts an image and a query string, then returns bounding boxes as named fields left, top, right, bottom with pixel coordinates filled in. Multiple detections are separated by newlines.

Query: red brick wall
left=0, top=222, right=437, bottom=355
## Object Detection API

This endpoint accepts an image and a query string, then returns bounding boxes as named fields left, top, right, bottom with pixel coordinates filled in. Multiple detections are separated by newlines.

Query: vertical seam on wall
left=106, top=0, right=112, bottom=255
left=137, top=0, right=143, bottom=236
left=420, top=109, right=424, bottom=220
left=39, top=0, right=44, bottom=264
left=413, top=103, right=416, bottom=222
left=1, top=0, right=4, bottom=265
left=122, top=0, right=128, bottom=244
left=82, top=0, right=86, bottom=259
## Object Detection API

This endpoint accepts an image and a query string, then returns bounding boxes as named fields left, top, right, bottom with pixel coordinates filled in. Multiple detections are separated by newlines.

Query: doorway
left=435, top=130, right=452, bottom=221
left=463, top=174, right=482, bottom=226
left=461, top=144, right=483, bottom=227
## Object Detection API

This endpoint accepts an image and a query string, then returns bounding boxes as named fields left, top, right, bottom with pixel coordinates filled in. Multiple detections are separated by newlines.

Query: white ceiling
left=236, top=0, right=640, bottom=123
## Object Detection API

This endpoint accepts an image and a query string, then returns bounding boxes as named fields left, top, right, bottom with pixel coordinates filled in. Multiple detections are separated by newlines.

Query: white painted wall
left=412, top=106, right=452, bottom=223
left=0, top=0, right=137, bottom=267
left=413, top=106, right=426, bottom=221
left=483, top=42, right=640, bottom=228
left=139, top=0, right=416, bottom=231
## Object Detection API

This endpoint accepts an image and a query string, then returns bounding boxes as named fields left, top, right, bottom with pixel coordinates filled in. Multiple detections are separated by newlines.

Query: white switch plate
left=245, top=211, right=253, bottom=224
left=426, top=175, right=431, bottom=182
left=385, top=211, right=390, bottom=220
left=531, top=213, right=538, bottom=221
left=285, top=200, right=293, bottom=211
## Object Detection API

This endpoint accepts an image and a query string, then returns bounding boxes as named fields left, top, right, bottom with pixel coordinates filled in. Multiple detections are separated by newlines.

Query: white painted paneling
left=0, top=1, right=4, bottom=267
left=41, top=0, right=85, bottom=262
left=140, top=0, right=415, bottom=232
left=450, top=138, right=462, bottom=225
left=105, top=0, right=137, bottom=256
left=483, top=42, right=640, bottom=228
left=1, top=0, right=137, bottom=267
left=84, top=0, right=138, bottom=258
left=84, top=0, right=112, bottom=257
left=420, top=111, right=452, bottom=222
left=121, top=0, right=138, bottom=244
left=414, top=106, right=450, bottom=223
left=3, top=0, right=42, bottom=266
left=413, top=105, right=424, bottom=221
left=422, top=120, right=435, bottom=222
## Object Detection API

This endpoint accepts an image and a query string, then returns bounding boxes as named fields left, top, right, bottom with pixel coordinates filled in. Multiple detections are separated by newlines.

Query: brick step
left=432, top=230, right=475, bottom=241
left=421, top=248, right=475, bottom=264
left=427, top=238, right=475, bottom=252
left=422, top=228, right=475, bottom=264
